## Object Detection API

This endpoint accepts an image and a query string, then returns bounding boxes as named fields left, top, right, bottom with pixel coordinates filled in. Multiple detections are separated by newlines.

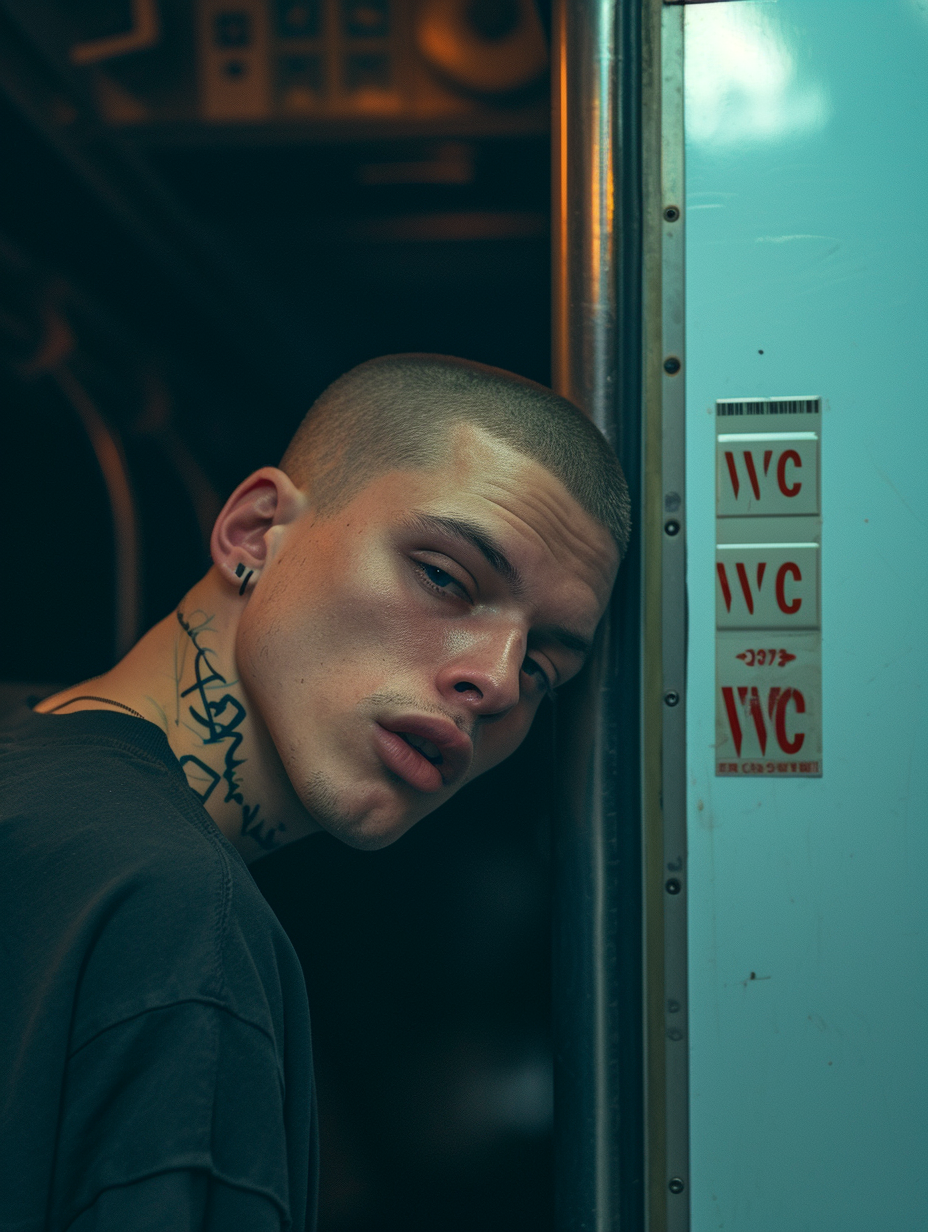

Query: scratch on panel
left=874, top=466, right=926, bottom=527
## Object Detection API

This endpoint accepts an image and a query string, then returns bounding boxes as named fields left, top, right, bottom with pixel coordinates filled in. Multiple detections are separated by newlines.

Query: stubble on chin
left=298, top=768, right=408, bottom=852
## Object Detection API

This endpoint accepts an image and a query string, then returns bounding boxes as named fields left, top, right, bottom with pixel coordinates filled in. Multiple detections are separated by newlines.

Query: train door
left=552, top=2, right=928, bottom=1229
left=664, top=2, right=928, bottom=1227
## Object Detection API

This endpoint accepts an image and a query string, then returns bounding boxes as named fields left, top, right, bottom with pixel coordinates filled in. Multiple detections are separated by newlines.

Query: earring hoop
left=233, top=562, right=254, bottom=595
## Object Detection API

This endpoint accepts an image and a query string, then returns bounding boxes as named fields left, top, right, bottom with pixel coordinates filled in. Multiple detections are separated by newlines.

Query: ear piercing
left=234, top=562, right=254, bottom=595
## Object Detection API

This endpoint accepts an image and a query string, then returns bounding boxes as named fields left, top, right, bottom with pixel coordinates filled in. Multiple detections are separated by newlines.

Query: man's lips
left=372, top=715, right=472, bottom=794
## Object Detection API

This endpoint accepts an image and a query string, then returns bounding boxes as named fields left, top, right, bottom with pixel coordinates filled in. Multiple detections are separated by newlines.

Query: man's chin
left=324, top=821, right=405, bottom=852
left=311, top=807, right=427, bottom=851
left=297, top=768, right=432, bottom=851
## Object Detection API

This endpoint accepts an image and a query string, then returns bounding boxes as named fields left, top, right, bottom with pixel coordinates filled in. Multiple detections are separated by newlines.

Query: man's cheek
left=311, top=573, right=414, bottom=649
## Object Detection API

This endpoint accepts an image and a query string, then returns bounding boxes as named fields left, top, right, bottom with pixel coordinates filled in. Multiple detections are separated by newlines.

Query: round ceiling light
left=415, top=0, right=548, bottom=96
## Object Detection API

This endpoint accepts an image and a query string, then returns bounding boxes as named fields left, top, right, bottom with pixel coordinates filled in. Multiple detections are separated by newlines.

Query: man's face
left=236, top=423, right=618, bottom=849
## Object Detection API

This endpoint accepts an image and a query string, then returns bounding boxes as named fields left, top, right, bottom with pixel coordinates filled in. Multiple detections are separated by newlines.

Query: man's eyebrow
left=404, top=512, right=523, bottom=592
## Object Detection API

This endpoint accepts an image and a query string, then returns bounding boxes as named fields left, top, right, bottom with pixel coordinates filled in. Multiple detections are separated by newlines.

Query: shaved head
left=280, top=354, right=631, bottom=559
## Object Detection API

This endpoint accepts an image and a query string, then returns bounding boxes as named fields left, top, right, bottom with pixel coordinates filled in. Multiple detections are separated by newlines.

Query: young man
left=0, top=355, right=629, bottom=1231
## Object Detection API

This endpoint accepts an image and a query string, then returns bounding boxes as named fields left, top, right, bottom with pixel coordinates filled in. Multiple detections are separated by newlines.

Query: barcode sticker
left=717, top=397, right=820, bottom=417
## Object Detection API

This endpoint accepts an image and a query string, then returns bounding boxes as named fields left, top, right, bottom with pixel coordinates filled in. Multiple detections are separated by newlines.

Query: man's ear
left=210, top=467, right=306, bottom=593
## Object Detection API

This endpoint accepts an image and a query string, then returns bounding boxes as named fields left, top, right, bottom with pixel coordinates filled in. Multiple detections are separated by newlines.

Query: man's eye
left=414, top=561, right=470, bottom=600
left=523, top=656, right=553, bottom=694
left=423, top=564, right=455, bottom=588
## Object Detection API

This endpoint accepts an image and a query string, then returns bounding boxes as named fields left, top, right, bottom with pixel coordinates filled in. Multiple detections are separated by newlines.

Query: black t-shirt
left=0, top=706, right=317, bottom=1232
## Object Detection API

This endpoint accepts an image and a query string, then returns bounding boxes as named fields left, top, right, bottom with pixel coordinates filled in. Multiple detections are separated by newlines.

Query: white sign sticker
left=715, top=632, right=822, bottom=775
left=716, top=432, right=820, bottom=517
left=716, top=542, right=820, bottom=629
left=715, top=398, right=823, bottom=778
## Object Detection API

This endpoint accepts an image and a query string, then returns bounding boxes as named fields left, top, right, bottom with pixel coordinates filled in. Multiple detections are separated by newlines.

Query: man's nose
left=436, top=627, right=524, bottom=717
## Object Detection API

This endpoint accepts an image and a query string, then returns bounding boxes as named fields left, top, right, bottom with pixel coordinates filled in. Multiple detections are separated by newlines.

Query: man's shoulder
left=0, top=705, right=220, bottom=869
left=2, top=702, right=189, bottom=801
left=0, top=706, right=298, bottom=1043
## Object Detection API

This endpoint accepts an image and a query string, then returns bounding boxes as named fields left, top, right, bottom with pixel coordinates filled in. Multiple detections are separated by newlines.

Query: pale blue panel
left=684, top=2, right=928, bottom=1229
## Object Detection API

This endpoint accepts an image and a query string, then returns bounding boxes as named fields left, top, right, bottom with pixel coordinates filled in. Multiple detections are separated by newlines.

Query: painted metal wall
left=683, top=2, right=928, bottom=1227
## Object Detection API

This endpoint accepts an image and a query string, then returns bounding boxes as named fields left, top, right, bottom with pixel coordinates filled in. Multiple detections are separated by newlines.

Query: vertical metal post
left=551, top=0, right=645, bottom=1228
left=657, top=9, right=690, bottom=1230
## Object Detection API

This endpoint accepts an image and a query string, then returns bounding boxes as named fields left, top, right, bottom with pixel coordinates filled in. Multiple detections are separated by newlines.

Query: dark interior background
left=0, top=2, right=555, bottom=1226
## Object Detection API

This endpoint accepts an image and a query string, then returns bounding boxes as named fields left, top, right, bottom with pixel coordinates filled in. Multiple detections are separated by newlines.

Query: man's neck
left=36, top=569, right=320, bottom=862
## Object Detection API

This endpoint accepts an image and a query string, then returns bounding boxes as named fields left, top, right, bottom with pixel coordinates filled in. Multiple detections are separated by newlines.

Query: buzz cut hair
left=280, top=354, right=631, bottom=559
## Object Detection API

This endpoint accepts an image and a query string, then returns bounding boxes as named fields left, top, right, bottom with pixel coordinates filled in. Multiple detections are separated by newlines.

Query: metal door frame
left=551, top=1, right=689, bottom=1228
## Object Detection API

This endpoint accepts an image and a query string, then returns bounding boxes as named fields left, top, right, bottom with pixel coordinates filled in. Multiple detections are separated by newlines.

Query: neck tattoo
left=174, top=608, right=285, bottom=851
